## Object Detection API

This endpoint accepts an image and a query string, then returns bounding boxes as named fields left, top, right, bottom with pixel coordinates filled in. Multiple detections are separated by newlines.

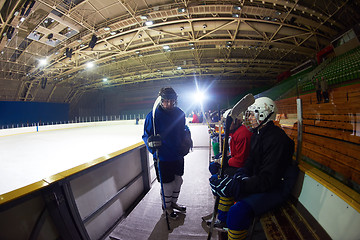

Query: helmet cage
left=243, top=97, right=277, bottom=130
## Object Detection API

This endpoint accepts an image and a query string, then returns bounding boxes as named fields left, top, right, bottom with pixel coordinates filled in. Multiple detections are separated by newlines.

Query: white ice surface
left=0, top=123, right=144, bottom=195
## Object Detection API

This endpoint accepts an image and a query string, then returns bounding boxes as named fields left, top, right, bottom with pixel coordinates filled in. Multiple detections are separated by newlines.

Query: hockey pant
left=226, top=201, right=254, bottom=240
left=161, top=175, right=183, bottom=209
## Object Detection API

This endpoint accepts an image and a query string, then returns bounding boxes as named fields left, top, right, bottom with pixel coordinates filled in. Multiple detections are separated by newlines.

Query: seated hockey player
left=209, top=97, right=299, bottom=240
left=207, top=112, right=253, bottom=230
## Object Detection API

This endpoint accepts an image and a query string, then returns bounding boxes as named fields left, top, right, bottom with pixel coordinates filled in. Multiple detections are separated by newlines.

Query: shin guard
left=162, top=182, right=174, bottom=208
left=171, top=175, right=183, bottom=204
left=218, top=197, right=234, bottom=222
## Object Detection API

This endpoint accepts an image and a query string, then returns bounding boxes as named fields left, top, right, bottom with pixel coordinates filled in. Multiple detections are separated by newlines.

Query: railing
left=0, top=114, right=146, bottom=129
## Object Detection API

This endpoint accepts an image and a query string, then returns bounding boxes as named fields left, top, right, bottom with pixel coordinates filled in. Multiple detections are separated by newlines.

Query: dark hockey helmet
left=159, top=87, right=177, bottom=100
left=159, top=87, right=177, bottom=110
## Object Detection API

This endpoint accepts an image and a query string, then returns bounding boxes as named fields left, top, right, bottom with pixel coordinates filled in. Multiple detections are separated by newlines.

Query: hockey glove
left=209, top=175, right=233, bottom=198
left=209, top=162, right=221, bottom=175
left=233, top=168, right=249, bottom=180
left=147, top=134, right=162, bottom=149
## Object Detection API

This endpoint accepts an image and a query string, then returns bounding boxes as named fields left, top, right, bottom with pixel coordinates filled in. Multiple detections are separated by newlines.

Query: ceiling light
left=232, top=14, right=239, bottom=17
left=110, top=31, right=116, bottom=35
left=103, top=78, right=108, bottom=82
left=104, top=27, right=111, bottom=31
left=178, top=8, right=186, bottom=13
left=177, top=66, right=182, bottom=70
left=138, top=34, right=142, bottom=38
left=180, top=26, right=184, bottom=31
left=86, top=62, right=94, bottom=68
left=203, top=24, right=207, bottom=28
left=140, top=15, right=148, bottom=20
left=38, top=58, right=47, bottom=66
left=145, top=21, right=153, bottom=26
left=163, top=45, right=170, bottom=50
left=234, top=6, right=241, bottom=10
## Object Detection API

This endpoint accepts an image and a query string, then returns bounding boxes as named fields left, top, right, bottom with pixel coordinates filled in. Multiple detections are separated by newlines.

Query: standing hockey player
left=143, top=87, right=187, bottom=219
left=209, top=97, right=299, bottom=240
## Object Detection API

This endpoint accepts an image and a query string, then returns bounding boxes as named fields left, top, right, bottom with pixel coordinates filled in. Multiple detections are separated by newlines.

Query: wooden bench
left=249, top=198, right=331, bottom=240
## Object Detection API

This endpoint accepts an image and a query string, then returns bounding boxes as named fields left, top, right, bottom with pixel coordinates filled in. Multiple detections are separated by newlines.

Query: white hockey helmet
left=244, top=97, right=277, bottom=129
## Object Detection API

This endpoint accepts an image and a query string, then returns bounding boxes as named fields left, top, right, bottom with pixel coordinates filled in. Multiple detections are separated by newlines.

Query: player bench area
left=208, top=84, right=360, bottom=239
left=209, top=124, right=330, bottom=240
left=248, top=169, right=331, bottom=240
left=270, top=83, right=360, bottom=240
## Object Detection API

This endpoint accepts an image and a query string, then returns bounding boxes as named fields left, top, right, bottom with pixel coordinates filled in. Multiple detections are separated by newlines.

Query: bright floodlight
left=38, top=58, right=47, bottom=66
left=86, top=62, right=94, bottom=69
left=103, top=78, right=108, bottom=82
left=195, top=91, right=205, bottom=104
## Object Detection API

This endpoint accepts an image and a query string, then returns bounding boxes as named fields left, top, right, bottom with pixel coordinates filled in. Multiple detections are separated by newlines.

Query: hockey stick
left=207, top=94, right=255, bottom=240
left=152, top=96, right=171, bottom=230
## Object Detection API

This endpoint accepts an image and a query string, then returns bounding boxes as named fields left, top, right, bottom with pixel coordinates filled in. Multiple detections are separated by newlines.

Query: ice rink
left=0, top=121, right=144, bottom=195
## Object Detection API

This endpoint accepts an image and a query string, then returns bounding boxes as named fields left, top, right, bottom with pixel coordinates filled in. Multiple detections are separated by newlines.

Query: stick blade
left=230, top=93, right=255, bottom=120
left=223, top=108, right=232, bottom=119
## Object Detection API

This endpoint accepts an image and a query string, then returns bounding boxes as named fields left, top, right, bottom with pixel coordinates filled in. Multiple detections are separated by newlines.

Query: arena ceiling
left=0, top=0, right=359, bottom=105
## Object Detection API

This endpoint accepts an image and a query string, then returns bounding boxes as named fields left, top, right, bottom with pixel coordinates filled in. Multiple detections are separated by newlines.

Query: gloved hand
left=147, top=134, right=162, bottom=149
left=209, top=162, right=221, bottom=175
left=209, top=174, right=233, bottom=198
left=233, top=168, right=249, bottom=180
